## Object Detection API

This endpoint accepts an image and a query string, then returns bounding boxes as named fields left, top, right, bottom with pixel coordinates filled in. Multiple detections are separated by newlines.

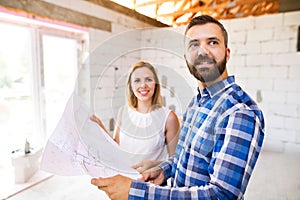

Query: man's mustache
left=194, top=55, right=216, bottom=66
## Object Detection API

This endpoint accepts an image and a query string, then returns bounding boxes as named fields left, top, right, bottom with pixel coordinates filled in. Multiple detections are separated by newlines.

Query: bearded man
left=91, top=15, right=265, bottom=200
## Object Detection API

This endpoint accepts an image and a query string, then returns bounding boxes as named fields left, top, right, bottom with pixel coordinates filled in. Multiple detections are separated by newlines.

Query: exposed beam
left=0, top=0, right=289, bottom=29
left=84, top=0, right=168, bottom=27
left=177, top=0, right=190, bottom=12
left=158, top=0, right=277, bottom=18
left=0, top=0, right=112, bottom=31
left=135, top=0, right=176, bottom=8
left=159, top=4, right=205, bottom=18
left=279, top=0, right=300, bottom=12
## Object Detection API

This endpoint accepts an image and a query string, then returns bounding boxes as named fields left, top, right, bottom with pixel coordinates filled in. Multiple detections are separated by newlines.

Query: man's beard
left=186, top=53, right=227, bottom=83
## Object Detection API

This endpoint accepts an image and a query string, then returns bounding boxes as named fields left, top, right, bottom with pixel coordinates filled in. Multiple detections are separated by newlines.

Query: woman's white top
left=118, top=106, right=171, bottom=166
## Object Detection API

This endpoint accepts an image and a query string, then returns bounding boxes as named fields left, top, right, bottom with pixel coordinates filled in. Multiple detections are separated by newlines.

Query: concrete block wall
left=90, top=28, right=196, bottom=127
left=41, top=0, right=157, bottom=131
left=139, top=11, right=300, bottom=153
left=42, top=0, right=300, bottom=152
left=139, top=28, right=196, bottom=117
left=221, top=11, right=300, bottom=153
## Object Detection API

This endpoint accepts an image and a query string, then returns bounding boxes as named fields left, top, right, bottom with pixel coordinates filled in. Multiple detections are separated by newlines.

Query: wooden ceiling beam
left=253, top=2, right=278, bottom=15
left=0, top=0, right=112, bottom=31
left=170, top=0, right=187, bottom=24
left=108, top=0, right=280, bottom=26
left=159, top=4, right=206, bottom=18
left=135, top=0, right=175, bottom=8
left=177, top=0, right=190, bottom=12
left=158, top=0, right=277, bottom=18
left=174, top=0, right=205, bottom=20
left=85, top=0, right=168, bottom=27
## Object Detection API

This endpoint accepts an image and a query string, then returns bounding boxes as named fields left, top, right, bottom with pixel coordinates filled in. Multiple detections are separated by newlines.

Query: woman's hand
left=139, top=166, right=165, bottom=185
left=90, top=115, right=103, bottom=127
left=132, top=160, right=162, bottom=173
left=90, top=114, right=110, bottom=134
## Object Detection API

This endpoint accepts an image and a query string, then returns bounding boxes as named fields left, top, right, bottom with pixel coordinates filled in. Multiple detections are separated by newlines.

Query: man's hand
left=140, top=166, right=165, bottom=185
left=91, top=174, right=132, bottom=200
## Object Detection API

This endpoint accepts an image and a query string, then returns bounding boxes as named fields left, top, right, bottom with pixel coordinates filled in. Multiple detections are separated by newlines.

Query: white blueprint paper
left=40, top=94, right=141, bottom=179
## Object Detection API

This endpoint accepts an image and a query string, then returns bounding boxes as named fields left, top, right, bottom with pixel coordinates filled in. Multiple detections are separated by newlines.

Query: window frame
left=0, top=10, right=88, bottom=158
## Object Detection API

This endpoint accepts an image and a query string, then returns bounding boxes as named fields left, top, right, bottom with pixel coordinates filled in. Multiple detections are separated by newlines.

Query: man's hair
left=185, top=15, right=228, bottom=47
left=126, top=61, right=162, bottom=109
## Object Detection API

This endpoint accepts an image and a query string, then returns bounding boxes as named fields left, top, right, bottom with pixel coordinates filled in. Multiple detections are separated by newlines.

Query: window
left=0, top=12, right=88, bottom=182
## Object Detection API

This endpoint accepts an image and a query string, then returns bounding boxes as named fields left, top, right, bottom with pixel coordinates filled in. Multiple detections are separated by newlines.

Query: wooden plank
left=177, top=0, right=190, bottom=12
left=135, top=0, right=176, bottom=8
left=279, top=0, right=300, bottom=12
left=158, top=0, right=277, bottom=18
left=0, top=0, right=112, bottom=31
left=84, top=0, right=168, bottom=27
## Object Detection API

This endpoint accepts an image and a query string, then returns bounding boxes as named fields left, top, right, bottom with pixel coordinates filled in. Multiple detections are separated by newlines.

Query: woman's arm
left=113, top=126, right=120, bottom=144
left=165, top=111, right=180, bottom=156
left=112, top=106, right=124, bottom=144
left=90, top=115, right=110, bottom=134
left=90, top=114, right=119, bottom=144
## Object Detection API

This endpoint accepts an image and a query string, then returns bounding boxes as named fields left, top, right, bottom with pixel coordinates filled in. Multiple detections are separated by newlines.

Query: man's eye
left=189, top=42, right=199, bottom=48
left=187, top=42, right=199, bottom=51
left=209, top=41, right=218, bottom=46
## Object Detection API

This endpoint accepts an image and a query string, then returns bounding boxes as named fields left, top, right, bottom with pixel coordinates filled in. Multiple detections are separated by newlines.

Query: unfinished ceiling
left=111, top=0, right=279, bottom=26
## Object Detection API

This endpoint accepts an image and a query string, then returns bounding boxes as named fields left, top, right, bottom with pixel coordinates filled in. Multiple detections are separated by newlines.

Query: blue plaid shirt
left=129, top=76, right=265, bottom=200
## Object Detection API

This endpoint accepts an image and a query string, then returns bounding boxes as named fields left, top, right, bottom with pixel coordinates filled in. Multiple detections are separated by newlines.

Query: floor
left=3, top=150, right=300, bottom=200
left=244, top=151, right=300, bottom=200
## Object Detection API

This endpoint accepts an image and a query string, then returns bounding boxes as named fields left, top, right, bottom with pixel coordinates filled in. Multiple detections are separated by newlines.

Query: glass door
left=42, top=34, right=79, bottom=140
left=0, top=16, right=87, bottom=186
left=0, top=23, right=35, bottom=174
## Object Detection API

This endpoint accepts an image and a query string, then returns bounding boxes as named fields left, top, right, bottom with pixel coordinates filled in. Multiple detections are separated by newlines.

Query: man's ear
left=226, top=48, right=231, bottom=62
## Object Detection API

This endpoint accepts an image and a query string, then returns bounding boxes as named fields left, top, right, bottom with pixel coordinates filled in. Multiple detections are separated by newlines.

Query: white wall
left=220, top=11, right=300, bottom=153
left=88, top=28, right=197, bottom=132
left=43, top=0, right=300, bottom=152
left=94, top=10, right=300, bottom=153
left=41, top=0, right=158, bottom=131
left=88, top=7, right=300, bottom=152
left=163, top=11, right=300, bottom=153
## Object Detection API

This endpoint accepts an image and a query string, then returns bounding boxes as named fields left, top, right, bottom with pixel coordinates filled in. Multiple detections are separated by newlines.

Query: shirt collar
left=197, top=76, right=235, bottom=102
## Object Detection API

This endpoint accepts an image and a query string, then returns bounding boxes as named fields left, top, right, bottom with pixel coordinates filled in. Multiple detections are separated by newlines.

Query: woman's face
left=130, top=67, right=156, bottom=104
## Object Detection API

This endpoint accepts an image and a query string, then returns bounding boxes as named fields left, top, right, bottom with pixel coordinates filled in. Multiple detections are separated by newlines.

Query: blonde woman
left=92, top=61, right=180, bottom=173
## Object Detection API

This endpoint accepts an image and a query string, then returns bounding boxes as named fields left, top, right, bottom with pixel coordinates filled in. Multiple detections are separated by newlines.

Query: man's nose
left=197, top=45, right=208, bottom=55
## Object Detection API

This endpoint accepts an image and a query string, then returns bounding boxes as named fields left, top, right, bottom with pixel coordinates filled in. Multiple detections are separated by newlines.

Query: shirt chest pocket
left=190, top=128, right=215, bottom=157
